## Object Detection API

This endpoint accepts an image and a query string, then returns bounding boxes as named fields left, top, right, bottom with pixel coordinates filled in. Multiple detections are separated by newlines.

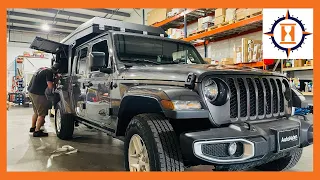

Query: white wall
left=7, top=31, right=64, bottom=92
left=204, top=31, right=262, bottom=61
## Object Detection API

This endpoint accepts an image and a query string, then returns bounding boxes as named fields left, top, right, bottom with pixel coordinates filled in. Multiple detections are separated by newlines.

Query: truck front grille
left=226, top=77, right=285, bottom=120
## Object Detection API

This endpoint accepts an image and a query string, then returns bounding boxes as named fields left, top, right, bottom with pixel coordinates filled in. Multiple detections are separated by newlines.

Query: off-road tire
left=55, top=102, right=74, bottom=140
left=256, top=148, right=303, bottom=171
left=124, top=113, right=184, bottom=171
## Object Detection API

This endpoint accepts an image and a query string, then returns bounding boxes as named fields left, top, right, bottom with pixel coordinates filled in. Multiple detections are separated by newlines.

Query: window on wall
left=76, top=47, right=88, bottom=75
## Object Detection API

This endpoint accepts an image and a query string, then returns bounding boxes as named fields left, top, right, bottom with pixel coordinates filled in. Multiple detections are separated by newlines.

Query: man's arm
left=46, top=70, right=54, bottom=89
left=47, top=81, right=54, bottom=89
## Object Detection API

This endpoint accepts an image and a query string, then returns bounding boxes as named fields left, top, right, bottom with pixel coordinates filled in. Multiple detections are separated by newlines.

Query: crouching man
left=28, top=63, right=59, bottom=137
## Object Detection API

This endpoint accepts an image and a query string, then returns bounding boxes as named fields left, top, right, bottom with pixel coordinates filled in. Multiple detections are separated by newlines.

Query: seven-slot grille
left=226, top=77, right=285, bottom=120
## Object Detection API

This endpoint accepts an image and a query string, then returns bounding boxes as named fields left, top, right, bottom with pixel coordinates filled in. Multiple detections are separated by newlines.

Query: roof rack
left=61, top=17, right=168, bottom=46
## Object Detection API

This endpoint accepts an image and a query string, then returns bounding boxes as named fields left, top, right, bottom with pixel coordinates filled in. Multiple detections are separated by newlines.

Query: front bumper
left=180, top=117, right=313, bottom=165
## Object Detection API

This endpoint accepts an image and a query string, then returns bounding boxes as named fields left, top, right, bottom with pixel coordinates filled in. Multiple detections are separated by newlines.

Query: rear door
left=30, top=36, right=68, bottom=54
left=71, top=46, right=94, bottom=121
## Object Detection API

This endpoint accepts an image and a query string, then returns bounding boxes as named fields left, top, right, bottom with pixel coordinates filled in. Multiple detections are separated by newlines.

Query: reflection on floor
left=7, top=107, right=313, bottom=171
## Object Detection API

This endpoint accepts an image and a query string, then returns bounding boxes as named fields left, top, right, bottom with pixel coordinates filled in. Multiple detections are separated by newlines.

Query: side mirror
left=100, top=67, right=112, bottom=74
left=90, top=52, right=106, bottom=69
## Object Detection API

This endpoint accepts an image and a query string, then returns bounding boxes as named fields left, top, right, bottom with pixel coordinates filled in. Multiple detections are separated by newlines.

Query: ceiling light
left=41, top=23, right=50, bottom=31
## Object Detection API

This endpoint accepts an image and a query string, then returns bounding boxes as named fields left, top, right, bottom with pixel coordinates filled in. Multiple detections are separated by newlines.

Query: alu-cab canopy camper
left=30, top=17, right=168, bottom=73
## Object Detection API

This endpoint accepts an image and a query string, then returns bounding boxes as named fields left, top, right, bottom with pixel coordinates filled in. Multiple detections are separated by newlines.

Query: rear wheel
left=124, top=113, right=184, bottom=171
left=256, top=148, right=303, bottom=171
left=55, top=102, right=74, bottom=140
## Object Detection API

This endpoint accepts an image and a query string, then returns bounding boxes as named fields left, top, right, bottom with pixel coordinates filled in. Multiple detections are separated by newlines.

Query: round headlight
left=204, top=79, right=219, bottom=102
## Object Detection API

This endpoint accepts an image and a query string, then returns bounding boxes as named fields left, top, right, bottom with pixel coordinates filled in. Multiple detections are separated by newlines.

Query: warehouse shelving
left=282, top=66, right=313, bottom=72
left=152, top=9, right=215, bottom=30
left=151, top=9, right=263, bottom=68
left=183, top=14, right=262, bottom=43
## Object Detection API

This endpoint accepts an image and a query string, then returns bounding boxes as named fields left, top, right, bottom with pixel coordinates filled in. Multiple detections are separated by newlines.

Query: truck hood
left=120, top=64, right=285, bottom=83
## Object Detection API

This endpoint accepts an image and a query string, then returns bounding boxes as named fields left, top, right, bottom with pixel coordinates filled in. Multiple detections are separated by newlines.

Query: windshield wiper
left=121, top=58, right=161, bottom=65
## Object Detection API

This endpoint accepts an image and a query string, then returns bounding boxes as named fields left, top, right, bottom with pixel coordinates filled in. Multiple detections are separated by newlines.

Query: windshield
left=114, top=34, right=205, bottom=65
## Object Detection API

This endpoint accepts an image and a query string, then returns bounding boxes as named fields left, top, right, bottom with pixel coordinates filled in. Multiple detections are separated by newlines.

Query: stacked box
left=214, top=8, right=226, bottom=25
left=294, top=60, right=307, bottom=67
left=220, top=58, right=234, bottom=65
left=241, top=38, right=249, bottom=63
left=147, top=9, right=172, bottom=25
left=167, top=28, right=184, bottom=39
left=198, top=16, right=214, bottom=31
left=247, top=40, right=262, bottom=62
left=225, top=8, right=236, bottom=23
left=236, top=8, right=249, bottom=21
left=167, top=9, right=184, bottom=17
left=241, top=38, right=263, bottom=63
left=247, top=8, right=262, bottom=16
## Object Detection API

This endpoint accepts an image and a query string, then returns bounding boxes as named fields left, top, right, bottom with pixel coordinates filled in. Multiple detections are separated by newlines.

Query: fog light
left=228, top=142, right=237, bottom=156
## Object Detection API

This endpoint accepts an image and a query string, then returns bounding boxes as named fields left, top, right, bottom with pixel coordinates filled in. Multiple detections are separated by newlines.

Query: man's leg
left=33, top=95, right=49, bottom=137
left=31, top=113, right=38, bottom=128
left=35, top=116, right=45, bottom=132
left=29, top=94, right=38, bottom=132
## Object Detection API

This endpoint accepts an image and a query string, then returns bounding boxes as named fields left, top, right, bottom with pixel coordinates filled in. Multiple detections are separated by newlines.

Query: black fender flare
left=54, top=89, right=72, bottom=114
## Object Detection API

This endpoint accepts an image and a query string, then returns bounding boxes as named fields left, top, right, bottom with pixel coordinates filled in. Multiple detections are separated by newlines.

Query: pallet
left=188, top=20, right=236, bottom=37
left=189, top=29, right=207, bottom=37
left=236, top=11, right=262, bottom=22
left=207, top=21, right=232, bottom=31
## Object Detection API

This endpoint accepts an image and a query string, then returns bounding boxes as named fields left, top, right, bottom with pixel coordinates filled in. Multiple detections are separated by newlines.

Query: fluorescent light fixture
left=41, top=23, right=50, bottom=31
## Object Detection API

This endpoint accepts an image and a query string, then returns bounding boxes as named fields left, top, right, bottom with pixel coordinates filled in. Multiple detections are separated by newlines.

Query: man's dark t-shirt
left=28, top=68, right=54, bottom=95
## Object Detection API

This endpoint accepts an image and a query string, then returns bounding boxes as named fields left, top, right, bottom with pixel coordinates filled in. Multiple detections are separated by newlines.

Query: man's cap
left=52, top=62, right=60, bottom=71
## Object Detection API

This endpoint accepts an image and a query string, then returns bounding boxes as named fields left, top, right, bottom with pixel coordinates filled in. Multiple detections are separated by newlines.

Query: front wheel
left=55, top=102, right=74, bottom=140
left=256, top=148, right=303, bottom=171
left=124, top=114, right=184, bottom=172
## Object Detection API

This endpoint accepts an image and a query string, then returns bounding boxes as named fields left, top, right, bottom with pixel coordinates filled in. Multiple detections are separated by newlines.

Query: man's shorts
left=29, top=92, right=51, bottom=116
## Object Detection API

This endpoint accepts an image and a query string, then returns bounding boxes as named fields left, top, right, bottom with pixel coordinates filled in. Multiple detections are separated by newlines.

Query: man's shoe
left=33, top=130, right=48, bottom=137
left=29, top=127, right=36, bottom=133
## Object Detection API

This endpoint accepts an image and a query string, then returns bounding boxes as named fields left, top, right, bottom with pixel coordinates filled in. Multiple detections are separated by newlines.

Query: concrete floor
left=7, top=107, right=313, bottom=172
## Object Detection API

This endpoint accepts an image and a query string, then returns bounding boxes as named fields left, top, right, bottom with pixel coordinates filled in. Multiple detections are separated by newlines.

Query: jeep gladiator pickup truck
left=30, top=17, right=313, bottom=171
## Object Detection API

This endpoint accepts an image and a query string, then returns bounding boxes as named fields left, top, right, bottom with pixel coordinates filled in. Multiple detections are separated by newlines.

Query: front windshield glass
left=114, top=34, right=205, bottom=65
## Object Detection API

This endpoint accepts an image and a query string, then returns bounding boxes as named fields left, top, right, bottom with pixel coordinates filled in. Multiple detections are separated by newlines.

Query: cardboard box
left=233, top=46, right=242, bottom=64
left=203, top=58, right=212, bottom=64
left=220, top=58, right=234, bottom=65
left=202, top=22, right=214, bottom=30
left=252, top=44, right=262, bottom=61
left=167, top=28, right=184, bottom=39
left=236, top=8, right=249, bottom=21
left=215, top=8, right=226, bottom=17
left=241, top=38, right=249, bottom=63
left=247, top=8, right=262, bottom=16
left=147, top=9, right=172, bottom=25
left=294, top=60, right=307, bottom=67
left=214, top=15, right=225, bottom=25
left=247, top=40, right=262, bottom=61
left=225, top=8, right=236, bottom=22
left=167, top=9, right=184, bottom=17
left=198, top=16, right=214, bottom=31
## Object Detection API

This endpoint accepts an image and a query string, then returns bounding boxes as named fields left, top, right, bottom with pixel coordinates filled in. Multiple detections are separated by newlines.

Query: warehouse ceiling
left=7, top=8, right=136, bottom=36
